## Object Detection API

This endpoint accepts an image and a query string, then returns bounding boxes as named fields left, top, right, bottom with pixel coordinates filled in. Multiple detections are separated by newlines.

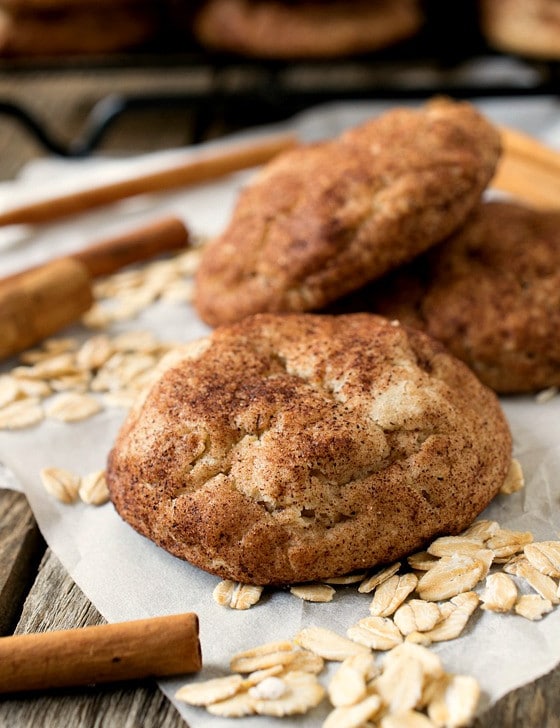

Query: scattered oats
left=15, top=378, right=52, bottom=398
left=241, top=665, right=284, bottom=688
left=524, top=541, right=560, bottom=578
left=250, top=670, right=325, bottom=717
left=501, top=553, right=526, bottom=574
left=473, top=548, right=495, bottom=577
left=380, top=710, right=436, bottom=728
left=160, top=279, right=195, bottom=303
left=323, top=693, right=382, bottom=728
left=347, top=616, right=403, bottom=651
left=514, top=594, right=554, bottom=621
left=282, top=649, right=324, bottom=675
left=82, top=303, right=113, bottom=329
left=384, top=642, right=444, bottom=682
left=416, top=555, right=487, bottom=601
left=374, top=648, right=424, bottom=714
left=76, top=335, right=114, bottom=370
left=328, top=653, right=376, bottom=707
left=358, top=562, right=401, bottom=593
left=103, top=390, right=138, bottom=409
left=369, top=573, right=418, bottom=617
left=46, top=392, right=102, bottom=422
left=461, top=519, right=500, bottom=541
left=295, top=626, right=370, bottom=661
left=23, top=352, right=78, bottom=379
left=0, top=398, right=44, bottom=429
left=230, top=641, right=294, bottom=674
left=323, top=571, right=367, bottom=585
left=44, top=337, right=79, bottom=353
left=175, top=674, right=243, bottom=706
left=144, top=259, right=177, bottom=288
left=248, top=676, right=286, bottom=700
left=0, top=376, right=20, bottom=408
left=40, top=466, right=80, bottom=503
left=112, top=330, right=159, bottom=353
left=290, top=583, right=335, bottom=602
left=407, top=551, right=438, bottom=572
left=500, top=459, right=525, bottom=495
left=480, top=573, right=517, bottom=612
left=206, top=691, right=255, bottom=718
left=394, top=599, right=442, bottom=635
left=486, top=528, right=533, bottom=560
left=212, top=580, right=263, bottom=610
left=427, top=674, right=480, bottom=728
left=535, top=386, right=558, bottom=404
left=427, top=536, right=485, bottom=558
left=79, top=470, right=110, bottom=506
left=50, top=372, right=91, bottom=393
left=174, top=247, right=203, bottom=276
left=111, top=290, right=158, bottom=319
left=505, top=558, right=559, bottom=603
left=18, top=348, right=52, bottom=365
left=409, top=593, right=479, bottom=645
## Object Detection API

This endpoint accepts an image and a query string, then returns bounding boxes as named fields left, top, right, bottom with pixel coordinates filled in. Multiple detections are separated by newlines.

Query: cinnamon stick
left=492, top=125, right=560, bottom=209
left=0, top=133, right=298, bottom=227
left=0, top=215, right=189, bottom=360
left=0, top=613, right=201, bottom=693
left=0, top=257, right=93, bottom=360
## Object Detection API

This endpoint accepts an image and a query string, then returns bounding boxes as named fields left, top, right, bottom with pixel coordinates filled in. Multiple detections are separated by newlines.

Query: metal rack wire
left=0, top=9, right=558, bottom=158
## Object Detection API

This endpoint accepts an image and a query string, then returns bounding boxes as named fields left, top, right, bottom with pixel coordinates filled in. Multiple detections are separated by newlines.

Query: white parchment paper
left=1, top=98, right=560, bottom=727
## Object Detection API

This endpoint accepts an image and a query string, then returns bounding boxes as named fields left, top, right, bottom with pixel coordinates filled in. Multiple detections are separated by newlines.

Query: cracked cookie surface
left=107, top=313, right=512, bottom=585
left=342, top=201, right=560, bottom=393
left=194, top=99, right=501, bottom=327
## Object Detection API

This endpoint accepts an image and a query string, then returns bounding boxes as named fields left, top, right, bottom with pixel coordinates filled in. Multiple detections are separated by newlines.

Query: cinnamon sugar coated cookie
left=342, top=201, right=560, bottom=393
left=107, top=313, right=512, bottom=585
left=194, top=99, right=501, bottom=327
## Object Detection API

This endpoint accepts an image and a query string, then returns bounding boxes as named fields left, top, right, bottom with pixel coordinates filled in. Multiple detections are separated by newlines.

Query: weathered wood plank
left=475, top=664, right=560, bottom=728
left=0, top=549, right=187, bottom=728
left=0, top=489, right=45, bottom=636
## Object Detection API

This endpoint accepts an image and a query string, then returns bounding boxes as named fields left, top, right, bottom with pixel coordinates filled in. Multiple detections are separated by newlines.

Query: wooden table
left=0, top=63, right=559, bottom=727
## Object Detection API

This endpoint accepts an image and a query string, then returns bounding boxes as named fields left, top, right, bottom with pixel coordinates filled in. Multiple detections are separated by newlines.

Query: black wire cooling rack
left=0, top=0, right=558, bottom=158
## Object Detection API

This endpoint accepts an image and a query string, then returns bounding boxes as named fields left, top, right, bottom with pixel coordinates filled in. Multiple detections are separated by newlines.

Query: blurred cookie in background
left=0, top=1, right=161, bottom=57
left=479, top=0, right=560, bottom=60
left=192, top=0, right=424, bottom=59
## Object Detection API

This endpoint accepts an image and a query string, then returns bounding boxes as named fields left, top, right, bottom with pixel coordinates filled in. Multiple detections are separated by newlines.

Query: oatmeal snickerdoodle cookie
left=336, top=201, right=560, bottom=393
left=107, top=313, right=512, bottom=585
left=193, top=0, right=423, bottom=59
left=194, top=99, right=501, bottom=327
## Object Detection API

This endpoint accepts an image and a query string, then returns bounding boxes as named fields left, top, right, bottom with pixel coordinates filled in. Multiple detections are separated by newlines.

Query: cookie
left=194, top=99, right=501, bottom=327
left=192, top=0, right=423, bottom=59
left=479, top=0, right=560, bottom=60
left=107, top=312, right=512, bottom=586
left=334, top=201, right=560, bottom=394
left=0, top=5, right=158, bottom=56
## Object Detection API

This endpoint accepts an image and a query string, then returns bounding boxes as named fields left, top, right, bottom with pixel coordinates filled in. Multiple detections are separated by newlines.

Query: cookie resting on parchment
left=107, top=313, right=512, bottom=586
left=338, top=201, right=560, bottom=393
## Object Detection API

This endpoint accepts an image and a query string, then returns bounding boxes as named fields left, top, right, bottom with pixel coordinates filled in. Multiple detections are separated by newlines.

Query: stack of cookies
left=106, top=99, right=535, bottom=586
left=193, top=98, right=560, bottom=396
left=0, top=0, right=161, bottom=57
